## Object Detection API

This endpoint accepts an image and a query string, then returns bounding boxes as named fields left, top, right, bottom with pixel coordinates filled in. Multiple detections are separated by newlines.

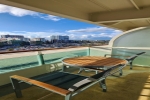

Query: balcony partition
left=90, top=46, right=149, bottom=67
left=90, top=46, right=111, bottom=56
left=111, top=47, right=150, bottom=66
left=0, top=47, right=88, bottom=86
left=109, top=27, right=150, bottom=67
left=0, top=46, right=149, bottom=86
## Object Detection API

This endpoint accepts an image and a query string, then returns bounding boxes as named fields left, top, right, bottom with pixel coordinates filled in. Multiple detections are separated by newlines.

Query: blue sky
left=0, top=4, right=122, bottom=40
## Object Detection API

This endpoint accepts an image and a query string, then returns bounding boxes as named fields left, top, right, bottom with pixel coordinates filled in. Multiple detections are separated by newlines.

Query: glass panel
left=0, top=55, right=38, bottom=73
left=112, top=48, right=149, bottom=66
left=0, top=49, right=88, bottom=74
left=43, top=49, right=87, bottom=64
left=90, top=48, right=111, bottom=56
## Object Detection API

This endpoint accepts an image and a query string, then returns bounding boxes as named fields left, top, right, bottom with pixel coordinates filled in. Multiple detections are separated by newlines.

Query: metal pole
left=37, top=51, right=45, bottom=65
left=99, top=79, right=107, bottom=92
left=130, top=61, right=133, bottom=69
left=10, top=78, right=22, bottom=98
left=65, top=94, right=72, bottom=100
left=87, top=47, right=90, bottom=56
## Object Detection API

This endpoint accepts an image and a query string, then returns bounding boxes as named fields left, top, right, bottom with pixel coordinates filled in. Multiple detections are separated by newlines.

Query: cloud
left=111, top=29, right=122, bottom=33
left=66, top=27, right=122, bottom=40
left=0, top=26, right=122, bottom=40
left=0, top=4, right=63, bottom=21
left=66, top=27, right=122, bottom=34
left=39, top=15, right=63, bottom=21
left=66, top=27, right=108, bottom=33
left=0, top=4, right=37, bottom=16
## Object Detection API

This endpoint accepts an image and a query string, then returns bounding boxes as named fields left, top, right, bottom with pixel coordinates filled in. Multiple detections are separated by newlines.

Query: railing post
left=37, top=51, right=45, bottom=65
left=87, top=47, right=90, bottom=56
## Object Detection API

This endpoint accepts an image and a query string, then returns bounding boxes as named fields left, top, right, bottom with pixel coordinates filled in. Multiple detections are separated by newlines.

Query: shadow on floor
left=0, top=66, right=150, bottom=100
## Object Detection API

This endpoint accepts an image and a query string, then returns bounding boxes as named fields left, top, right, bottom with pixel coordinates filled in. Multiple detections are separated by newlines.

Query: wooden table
left=62, top=56, right=127, bottom=73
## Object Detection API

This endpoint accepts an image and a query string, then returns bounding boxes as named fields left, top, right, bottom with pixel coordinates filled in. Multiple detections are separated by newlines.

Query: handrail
left=0, top=46, right=88, bottom=54
left=0, top=46, right=88, bottom=60
left=91, top=46, right=150, bottom=50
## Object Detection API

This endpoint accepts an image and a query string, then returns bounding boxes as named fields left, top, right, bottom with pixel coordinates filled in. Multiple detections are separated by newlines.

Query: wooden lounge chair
left=105, top=52, right=146, bottom=69
left=10, top=64, right=126, bottom=100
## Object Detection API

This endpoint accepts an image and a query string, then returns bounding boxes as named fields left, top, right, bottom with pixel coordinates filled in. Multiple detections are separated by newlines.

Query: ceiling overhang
left=0, top=0, right=150, bottom=31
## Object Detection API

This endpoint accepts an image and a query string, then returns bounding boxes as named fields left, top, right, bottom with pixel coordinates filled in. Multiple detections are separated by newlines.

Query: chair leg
left=10, top=78, right=22, bottom=98
left=130, top=62, right=133, bottom=70
left=96, top=70, right=99, bottom=74
left=99, top=79, right=107, bottom=92
left=62, top=65, right=67, bottom=72
left=65, top=94, right=72, bottom=100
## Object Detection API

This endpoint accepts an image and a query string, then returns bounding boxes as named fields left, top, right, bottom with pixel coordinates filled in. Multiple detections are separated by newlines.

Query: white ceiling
left=0, top=0, right=150, bottom=31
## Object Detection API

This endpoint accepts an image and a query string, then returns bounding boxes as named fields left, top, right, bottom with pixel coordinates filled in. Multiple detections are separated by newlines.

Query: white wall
left=110, top=27, right=150, bottom=66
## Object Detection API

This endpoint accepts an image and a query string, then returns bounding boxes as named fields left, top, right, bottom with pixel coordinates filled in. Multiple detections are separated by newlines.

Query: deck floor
left=0, top=66, right=150, bottom=100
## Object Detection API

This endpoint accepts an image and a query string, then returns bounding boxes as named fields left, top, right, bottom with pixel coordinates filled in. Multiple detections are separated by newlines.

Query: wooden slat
left=10, top=75, right=71, bottom=96
left=29, top=80, right=71, bottom=95
left=11, top=75, right=32, bottom=82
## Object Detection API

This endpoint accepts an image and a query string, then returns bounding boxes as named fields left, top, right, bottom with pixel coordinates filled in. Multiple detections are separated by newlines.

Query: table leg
left=62, top=65, right=67, bottom=72
left=119, top=69, right=123, bottom=76
left=78, top=68, right=84, bottom=74
left=96, top=70, right=99, bottom=74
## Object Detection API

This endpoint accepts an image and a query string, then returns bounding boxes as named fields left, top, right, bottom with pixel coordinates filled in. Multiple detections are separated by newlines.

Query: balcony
left=0, top=1, right=150, bottom=100
left=0, top=46, right=150, bottom=100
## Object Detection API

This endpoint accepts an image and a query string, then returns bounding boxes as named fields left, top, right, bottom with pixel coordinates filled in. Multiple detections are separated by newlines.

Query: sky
left=0, top=4, right=122, bottom=40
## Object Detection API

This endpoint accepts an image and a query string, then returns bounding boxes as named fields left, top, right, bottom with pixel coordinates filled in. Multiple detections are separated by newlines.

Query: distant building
left=51, top=35, right=58, bottom=40
left=23, top=38, right=30, bottom=42
left=7, top=38, right=23, bottom=41
left=31, top=38, right=45, bottom=42
left=0, top=38, right=22, bottom=46
left=0, top=38, right=7, bottom=42
left=1, top=35, right=24, bottom=39
left=51, top=35, right=69, bottom=41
